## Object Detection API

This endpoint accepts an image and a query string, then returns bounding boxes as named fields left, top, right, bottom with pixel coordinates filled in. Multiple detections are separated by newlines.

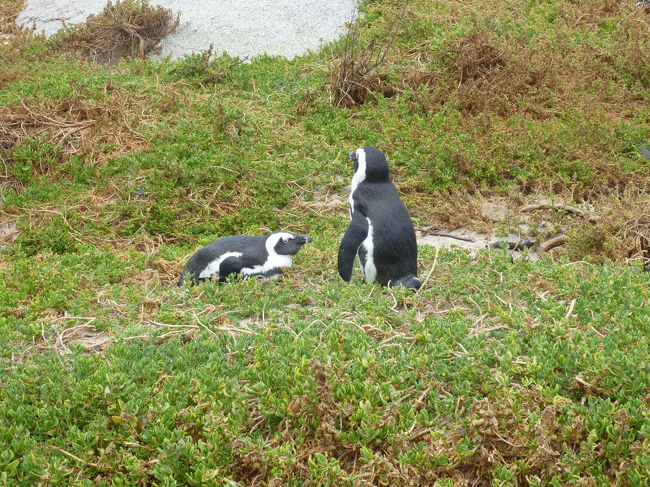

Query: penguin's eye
left=282, top=236, right=292, bottom=244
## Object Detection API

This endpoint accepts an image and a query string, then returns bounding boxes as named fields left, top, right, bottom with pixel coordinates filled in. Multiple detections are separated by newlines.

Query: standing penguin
left=338, top=146, right=421, bottom=290
left=178, top=232, right=312, bottom=286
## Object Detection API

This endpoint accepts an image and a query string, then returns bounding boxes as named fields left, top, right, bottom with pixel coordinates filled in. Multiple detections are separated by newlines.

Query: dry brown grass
left=1, top=100, right=95, bottom=159
left=565, top=193, right=650, bottom=267
left=399, top=0, right=649, bottom=116
left=455, top=38, right=551, bottom=116
left=327, top=8, right=405, bottom=108
left=65, top=0, right=179, bottom=64
left=328, top=30, right=395, bottom=108
left=402, top=20, right=554, bottom=117
left=0, top=0, right=25, bottom=35
left=0, top=87, right=155, bottom=190
left=0, top=99, right=93, bottom=192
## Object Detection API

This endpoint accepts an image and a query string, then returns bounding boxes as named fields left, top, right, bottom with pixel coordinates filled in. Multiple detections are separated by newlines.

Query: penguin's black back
left=353, top=179, right=418, bottom=285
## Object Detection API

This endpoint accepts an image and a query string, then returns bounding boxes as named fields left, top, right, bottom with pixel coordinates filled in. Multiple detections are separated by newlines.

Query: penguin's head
left=348, top=146, right=390, bottom=182
left=269, top=232, right=313, bottom=256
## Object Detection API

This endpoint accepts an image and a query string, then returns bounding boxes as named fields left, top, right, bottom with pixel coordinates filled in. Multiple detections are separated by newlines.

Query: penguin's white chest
left=359, top=217, right=377, bottom=282
left=349, top=161, right=365, bottom=217
left=241, top=254, right=292, bottom=276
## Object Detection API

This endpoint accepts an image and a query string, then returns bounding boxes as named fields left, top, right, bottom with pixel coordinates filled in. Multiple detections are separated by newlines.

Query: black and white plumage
left=338, top=146, right=421, bottom=290
left=178, top=232, right=312, bottom=286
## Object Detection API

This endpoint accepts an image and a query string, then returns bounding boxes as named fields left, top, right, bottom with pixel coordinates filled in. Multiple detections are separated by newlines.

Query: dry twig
left=519, top=203, right=599, bottom=222
left=539, top=235, right=567, bottom=254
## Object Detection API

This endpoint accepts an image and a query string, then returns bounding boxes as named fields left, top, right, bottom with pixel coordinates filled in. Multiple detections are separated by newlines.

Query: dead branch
left=519, top=203, right=600, bottom=222
left=47, top=445, right=100, bottom=469
left=538, top=235, right=566, bottom=254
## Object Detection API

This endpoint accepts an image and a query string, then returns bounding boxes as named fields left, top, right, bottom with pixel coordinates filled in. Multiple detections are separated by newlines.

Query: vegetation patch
left=565, top=194, right=650, bottom=268
left=63, top=0, right=179, bottom=64
left=328, top=22, right=397, bottom=108
left=437, top=21, right=551, bottom=117
left=0, top=88, right=157, bottom=192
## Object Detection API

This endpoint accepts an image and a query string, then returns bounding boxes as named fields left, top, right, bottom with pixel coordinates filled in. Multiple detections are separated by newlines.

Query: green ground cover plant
left=1, top=0, right=649, bottom=485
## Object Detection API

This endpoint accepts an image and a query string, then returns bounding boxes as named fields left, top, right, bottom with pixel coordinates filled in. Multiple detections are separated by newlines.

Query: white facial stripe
left=349, top=148, right=366, bottom=215
left=199, top=251, right=242, bottom=279
left=267, top=232, right=294, bottom=248
left=240, top=233, right=293, bottom=276
left=361, top=217, right=377, bottom=282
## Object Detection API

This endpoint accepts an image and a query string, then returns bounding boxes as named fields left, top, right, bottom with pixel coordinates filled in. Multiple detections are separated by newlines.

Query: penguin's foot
left=390, top=275, right=422, bottom=291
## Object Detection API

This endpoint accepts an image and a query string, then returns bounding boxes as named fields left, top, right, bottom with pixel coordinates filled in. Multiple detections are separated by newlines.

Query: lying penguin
left=178, top=232, right=312, bottom=286
left=338, top=146, right=421, bottom=290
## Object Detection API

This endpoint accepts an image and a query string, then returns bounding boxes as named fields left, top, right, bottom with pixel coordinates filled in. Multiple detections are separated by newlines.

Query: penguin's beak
left=296, top=235, right=312, bottom=244
left=348, top=151, right=357, bottom=162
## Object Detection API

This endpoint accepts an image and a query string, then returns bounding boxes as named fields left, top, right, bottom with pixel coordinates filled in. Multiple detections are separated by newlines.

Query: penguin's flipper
left=338, top=212, right=369, bottom=281
left=218, top=256, right=244, bottom=282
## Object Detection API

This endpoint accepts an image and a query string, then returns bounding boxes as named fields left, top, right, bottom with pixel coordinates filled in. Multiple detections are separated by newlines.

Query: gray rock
left=480, top=201, right=511, bottom=222
left=640, top=145, right=650, bottom=159
left=416, top=228, right=541, bottom=262
left=17, top=0, right=359, bottom=60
